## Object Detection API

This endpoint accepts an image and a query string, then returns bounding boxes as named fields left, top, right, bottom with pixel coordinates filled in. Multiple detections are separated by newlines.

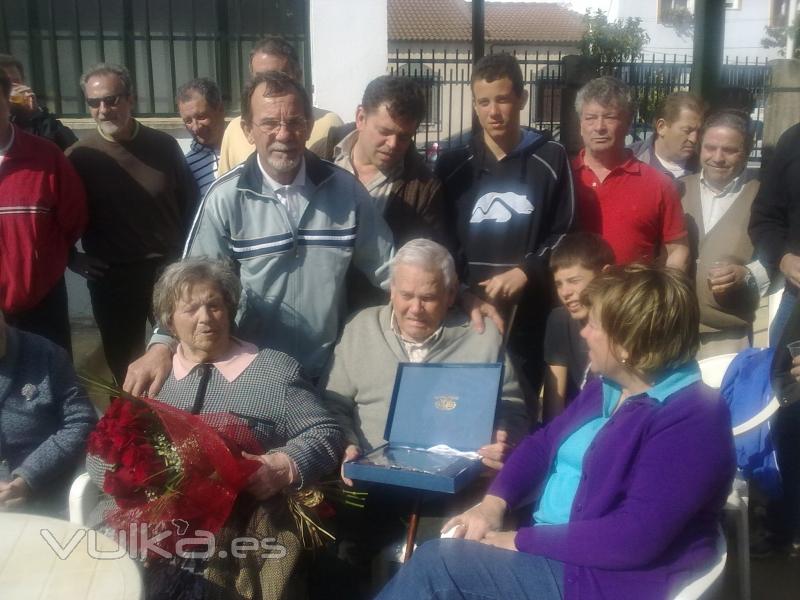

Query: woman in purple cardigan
left=377, top=265, right=735, bottom=600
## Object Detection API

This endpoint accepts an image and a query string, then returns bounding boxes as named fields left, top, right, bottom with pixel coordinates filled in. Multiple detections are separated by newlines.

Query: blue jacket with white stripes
left=172, top=151, right=394, bottom=377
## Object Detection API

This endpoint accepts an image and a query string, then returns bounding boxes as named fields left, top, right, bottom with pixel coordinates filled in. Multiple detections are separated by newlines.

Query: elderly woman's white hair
left=152, top=258, right=241, bottom=330
left=390, top=239, right=457, bottom=289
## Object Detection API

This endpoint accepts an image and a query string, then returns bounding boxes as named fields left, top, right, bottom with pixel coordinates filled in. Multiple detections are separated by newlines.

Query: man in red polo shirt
left=572, top=76, right=689, bottom=270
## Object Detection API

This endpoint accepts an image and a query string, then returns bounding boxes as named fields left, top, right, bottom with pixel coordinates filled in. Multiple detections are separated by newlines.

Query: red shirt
left=572, top=149, right=686, bottom=264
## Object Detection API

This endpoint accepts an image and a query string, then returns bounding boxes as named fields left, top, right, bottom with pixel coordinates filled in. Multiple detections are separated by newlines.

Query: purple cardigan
left=489, top=377, right=735, bottom=600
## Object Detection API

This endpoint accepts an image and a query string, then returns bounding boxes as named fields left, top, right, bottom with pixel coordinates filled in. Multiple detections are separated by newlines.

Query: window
left=771, top=0, right=793, bottom=27
left=0, top=0, right=309, bottom=117
left=725, top=0, right=741, bottom=9
left=658, top=0, right=695, bottom=22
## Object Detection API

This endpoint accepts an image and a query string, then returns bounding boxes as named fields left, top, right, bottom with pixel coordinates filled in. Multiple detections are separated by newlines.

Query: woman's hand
left=0, top=477, right=31, bottom=510
left=441, top=495, right=507, bottom=541
left=242, top=451, right=295, bottom=500
left=480, top=530, right=518, bottom=551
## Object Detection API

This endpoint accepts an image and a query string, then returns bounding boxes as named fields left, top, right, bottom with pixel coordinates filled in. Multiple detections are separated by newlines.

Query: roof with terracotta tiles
left=388, top=0, right=586, bottom=44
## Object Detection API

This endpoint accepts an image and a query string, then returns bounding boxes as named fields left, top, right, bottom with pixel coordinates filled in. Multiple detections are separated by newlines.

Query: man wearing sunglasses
left=66, top=63, right=197, bottom=384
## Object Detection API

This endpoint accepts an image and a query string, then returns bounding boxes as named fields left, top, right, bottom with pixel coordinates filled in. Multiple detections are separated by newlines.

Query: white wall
left=309, top=0, right=388, bottom=121
left=568, top=0, right=782, bottom=61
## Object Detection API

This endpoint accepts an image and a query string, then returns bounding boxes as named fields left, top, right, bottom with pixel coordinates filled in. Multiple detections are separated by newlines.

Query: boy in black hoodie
left=436, top=53, right=575, bottom=411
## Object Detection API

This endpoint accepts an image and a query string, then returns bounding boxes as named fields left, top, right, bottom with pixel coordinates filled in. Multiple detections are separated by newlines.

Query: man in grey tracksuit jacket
left=152, top=150, right=394, bottom=378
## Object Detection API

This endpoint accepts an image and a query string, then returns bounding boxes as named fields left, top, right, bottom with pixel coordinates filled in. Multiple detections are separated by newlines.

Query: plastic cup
left=787, top=341, right=800, bottom=359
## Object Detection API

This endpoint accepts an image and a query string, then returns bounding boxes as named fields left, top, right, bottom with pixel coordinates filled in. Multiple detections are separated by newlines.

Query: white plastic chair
left=68, top=471, right=101, bottom=526
left=672, top=526, right=728, bottom=600
left=698, top=352, right=772, bottom=600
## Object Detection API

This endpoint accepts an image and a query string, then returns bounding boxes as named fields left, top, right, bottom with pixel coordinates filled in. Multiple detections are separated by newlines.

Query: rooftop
left=388, top=0, right=586, bottom=44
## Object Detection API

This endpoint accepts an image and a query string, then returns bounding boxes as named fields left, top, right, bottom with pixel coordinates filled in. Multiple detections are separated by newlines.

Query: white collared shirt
left=654, top=150, right=689, bottom=178
left=390, top=310, right=444, bottom=363
left=257, top=155, right=307, bottom=227
left=699, top=169, right=770, bottom=295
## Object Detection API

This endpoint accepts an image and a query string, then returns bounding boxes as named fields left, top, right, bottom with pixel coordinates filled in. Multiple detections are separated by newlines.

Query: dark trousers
left=375, top=538, right=564, bottom=600
left=5, top=276, right=72, bottom=356
left=87, top=259, right=164, bottom=384
left=774, top=401, right=800, bottom=542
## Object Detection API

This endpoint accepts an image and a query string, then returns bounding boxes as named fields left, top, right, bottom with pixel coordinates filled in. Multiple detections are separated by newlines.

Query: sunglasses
left=85, top=94, right=126, bottom=109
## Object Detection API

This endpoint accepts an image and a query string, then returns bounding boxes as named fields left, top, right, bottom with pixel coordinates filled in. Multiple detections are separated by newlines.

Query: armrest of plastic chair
left=68, top=471, right=101, bottom=526
left=672, top=525, right=727, bottom=600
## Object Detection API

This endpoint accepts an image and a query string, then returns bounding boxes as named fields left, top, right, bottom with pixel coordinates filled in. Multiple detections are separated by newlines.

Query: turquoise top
left=533, top=361, right=701, bottom=526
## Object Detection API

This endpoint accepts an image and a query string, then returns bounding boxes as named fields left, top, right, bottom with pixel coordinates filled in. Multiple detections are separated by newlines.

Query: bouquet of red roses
left=87, top=393, right=264, bottom=557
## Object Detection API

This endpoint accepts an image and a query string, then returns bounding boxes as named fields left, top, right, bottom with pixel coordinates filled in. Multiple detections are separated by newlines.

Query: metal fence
left=0, top=0, right=308, bottom=117
left=390, top=48, right=771, bottom=163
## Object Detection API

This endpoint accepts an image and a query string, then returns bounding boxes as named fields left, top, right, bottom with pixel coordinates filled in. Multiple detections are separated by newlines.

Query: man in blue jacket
left=436, top=53, right=575, bottom=408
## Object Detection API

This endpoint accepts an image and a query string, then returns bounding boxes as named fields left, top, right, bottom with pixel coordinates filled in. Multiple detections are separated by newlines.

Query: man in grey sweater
left=320, top=239, right=529, bottom=481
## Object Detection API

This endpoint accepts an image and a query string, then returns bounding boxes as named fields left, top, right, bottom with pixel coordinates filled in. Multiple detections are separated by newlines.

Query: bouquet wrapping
left=88, top=395, right=264, bottom=556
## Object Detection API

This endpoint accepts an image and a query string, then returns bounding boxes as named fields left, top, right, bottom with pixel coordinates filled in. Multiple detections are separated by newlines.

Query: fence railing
left=0, top=0, right=309, bottom=117
left=390, top=48, right=772, bottom=164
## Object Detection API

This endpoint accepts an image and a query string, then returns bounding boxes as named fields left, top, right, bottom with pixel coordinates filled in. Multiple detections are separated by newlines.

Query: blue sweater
left=488, top=377, right=735, bottom=600
left=0, top=326, right=97, bottom=510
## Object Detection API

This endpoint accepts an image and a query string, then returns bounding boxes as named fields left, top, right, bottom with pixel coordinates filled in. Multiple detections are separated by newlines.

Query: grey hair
left=391, top=239, right=457, bottom=290
left=80, top=62, right=134, bottom=96
left=575, top=76, right=634, bottom=118
left=152, top=259, right=241, bottom=332
left=701, top=109, right=753, bottom=154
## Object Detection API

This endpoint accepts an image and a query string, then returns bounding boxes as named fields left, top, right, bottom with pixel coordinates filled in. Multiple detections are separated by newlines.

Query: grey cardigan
left=0, top=326, right=97, bottom=509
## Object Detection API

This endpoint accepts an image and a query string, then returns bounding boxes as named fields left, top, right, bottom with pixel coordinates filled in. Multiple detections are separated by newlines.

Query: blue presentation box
left=343, top=362, right=503, bottom=494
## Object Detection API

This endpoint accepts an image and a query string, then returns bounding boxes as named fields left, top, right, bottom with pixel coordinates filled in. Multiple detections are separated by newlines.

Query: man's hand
left=340, top=444, right=361, bottom=487
left=440, top=495, right=506, bottom=542
left=68, top=252, right=109, bottom=281
left=123, top=344, right=173, bottom=397
left=0, top=477, right=31, bottom=511
left=10, top=83, right=36, bottom=113
left=708, top=264, right=749, bottom=296
left=478, top=430, right=513, bottom=470
left=479, top=267, right=528, bottom=304
left=242, top=452, right=295, bottom=500
left=480, top=531, right=518, bottom=551
left=791, top=355, right=800, bottom=384
left=460, top=289, right=505, bottom=335
left=780, top=253, right=800, bottom=289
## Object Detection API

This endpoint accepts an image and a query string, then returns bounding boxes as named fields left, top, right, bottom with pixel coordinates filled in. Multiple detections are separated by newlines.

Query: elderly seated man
left=322, top=238, right=529, bottom=471
left=319, top=238, right=529, bottom=595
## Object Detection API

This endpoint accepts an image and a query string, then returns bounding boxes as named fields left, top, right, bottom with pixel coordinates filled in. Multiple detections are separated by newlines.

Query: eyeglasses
left=253, top=117, right=307, bottom=134
left=86, top=94, right=126, bottom=109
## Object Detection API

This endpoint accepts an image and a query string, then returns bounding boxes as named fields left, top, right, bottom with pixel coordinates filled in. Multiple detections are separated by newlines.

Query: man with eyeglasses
left=123, top=71, right=393, bottom=397
left=0, top=69, right=87, bottom=354
left=217, top=35, right=342, bottom=176
left=66, top=63, right=197, bottom=384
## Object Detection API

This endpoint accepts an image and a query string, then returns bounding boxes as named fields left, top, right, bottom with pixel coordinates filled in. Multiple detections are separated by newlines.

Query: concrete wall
left=309, top=0, right=388, bottom=121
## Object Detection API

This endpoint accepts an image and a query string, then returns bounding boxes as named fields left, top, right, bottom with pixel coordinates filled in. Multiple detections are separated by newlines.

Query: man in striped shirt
left=177, top=78, right=225, bottom=199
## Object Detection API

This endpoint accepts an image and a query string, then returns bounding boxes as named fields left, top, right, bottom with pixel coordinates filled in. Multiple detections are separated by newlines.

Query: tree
left=578, top=10, right=650, bottom=65
left=762, top=24, right=800, bottom=58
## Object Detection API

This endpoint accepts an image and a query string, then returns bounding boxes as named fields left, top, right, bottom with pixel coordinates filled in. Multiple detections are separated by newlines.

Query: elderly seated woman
left=376, top=265, right=736, bottom=600
left=87, top=258, right=343, bottom=599
left=0, top=309, right=97, bottom=515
